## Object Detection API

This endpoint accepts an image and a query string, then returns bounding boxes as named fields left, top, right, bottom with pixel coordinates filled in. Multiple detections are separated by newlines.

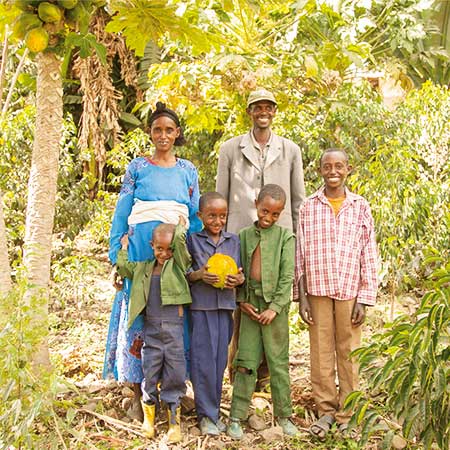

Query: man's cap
left=246, top=88, right=277, bottom=107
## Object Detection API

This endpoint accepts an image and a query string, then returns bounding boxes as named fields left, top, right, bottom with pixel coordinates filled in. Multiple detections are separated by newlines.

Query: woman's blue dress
left=103, top=156, right=202, bottom=382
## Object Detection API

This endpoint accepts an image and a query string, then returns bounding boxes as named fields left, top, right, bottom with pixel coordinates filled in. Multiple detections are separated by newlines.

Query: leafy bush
left=347, top=256, right=450, bottom=449
left=0, top=281, right=59, bottom=448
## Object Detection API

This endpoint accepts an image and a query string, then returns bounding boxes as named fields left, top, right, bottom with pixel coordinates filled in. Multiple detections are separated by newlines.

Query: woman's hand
left=120, top=234, right=129, bottom=251
left=224, top=268, right=245, bottom=289
left=110, top=266, right=124, bottom=291
left=178, top=215, right=187, bottom=228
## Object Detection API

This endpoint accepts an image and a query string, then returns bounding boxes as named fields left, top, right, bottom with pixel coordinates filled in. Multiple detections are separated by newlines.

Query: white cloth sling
left=127, top=199, right=190, bottom=229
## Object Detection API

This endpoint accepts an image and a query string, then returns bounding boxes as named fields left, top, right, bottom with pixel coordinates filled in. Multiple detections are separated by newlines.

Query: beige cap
left=246, top=88, right=277, bottom=107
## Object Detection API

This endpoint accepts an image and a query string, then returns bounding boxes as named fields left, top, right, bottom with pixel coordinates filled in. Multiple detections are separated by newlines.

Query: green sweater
left=116, top=224, right=192, bottom=329
left=238, top=223, right=295, bottom=314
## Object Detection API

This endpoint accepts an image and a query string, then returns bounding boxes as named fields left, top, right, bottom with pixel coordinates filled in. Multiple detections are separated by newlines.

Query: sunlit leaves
left=106, top=0, right=221, bottom=56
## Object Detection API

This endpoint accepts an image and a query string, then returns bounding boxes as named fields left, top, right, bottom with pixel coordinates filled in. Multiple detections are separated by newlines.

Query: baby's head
left=151, top=223, right=176, bottom=266
left=255, top=184, right=286, bottom=229
left=198, top=192, right=228, bottom=238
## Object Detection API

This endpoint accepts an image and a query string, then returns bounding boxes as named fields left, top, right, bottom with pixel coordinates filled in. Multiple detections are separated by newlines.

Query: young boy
left=187, top=192, right=244, bottom=435
left=294, top=148, right=378, bottom=440
left=116, top=217, right=191, bottom=444
left=227, top=184, right=299, bottom=440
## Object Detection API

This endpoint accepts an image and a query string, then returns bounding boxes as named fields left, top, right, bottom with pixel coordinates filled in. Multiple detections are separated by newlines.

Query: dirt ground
left=48, top=247, right=396, bottom=449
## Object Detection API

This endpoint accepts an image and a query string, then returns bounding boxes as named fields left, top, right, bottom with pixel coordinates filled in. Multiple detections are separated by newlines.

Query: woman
left=103, top=102, right=202, bottom=418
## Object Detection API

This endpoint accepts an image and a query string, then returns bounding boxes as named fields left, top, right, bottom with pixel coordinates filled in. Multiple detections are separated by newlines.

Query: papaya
left=207, top=254, right=239, bottom=289
left=25, top=26, right=49, bottom=53
left=65, top=3, right=91, bottom=32
left=57, top=0, right=78, bottom=9
left=38, top=2, right=63, bottom=23
left=15, top=0, right=39, bottom=11
left=12, top=13, right=42, bottom=40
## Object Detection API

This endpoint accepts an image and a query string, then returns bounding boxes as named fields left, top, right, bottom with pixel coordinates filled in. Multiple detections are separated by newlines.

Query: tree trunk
left=0, top=192, right=12, bottom=295
left=22, top=52, right=63, bottom=369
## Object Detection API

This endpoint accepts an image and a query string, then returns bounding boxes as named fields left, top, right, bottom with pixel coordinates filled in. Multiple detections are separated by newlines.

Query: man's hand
left=240, top=302, right=261, bottom=321
left=224, top=268, right=245, bottom=289
left=259, top=309, right=277, bottom=325
left=299, top=295, right=314, bottom=325
left=201, top=264, right=220, bottom=285
left=351, top=302, right=366, bottom=327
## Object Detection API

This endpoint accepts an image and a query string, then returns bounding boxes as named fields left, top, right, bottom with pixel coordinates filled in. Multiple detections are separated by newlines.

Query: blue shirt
left=187, top=230, right=241, bottom=310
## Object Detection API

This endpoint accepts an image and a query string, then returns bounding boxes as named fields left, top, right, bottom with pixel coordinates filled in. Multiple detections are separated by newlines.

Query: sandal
left=309, top=415, right=335, bottom=441
left=337, top=422, right=357, bottom=439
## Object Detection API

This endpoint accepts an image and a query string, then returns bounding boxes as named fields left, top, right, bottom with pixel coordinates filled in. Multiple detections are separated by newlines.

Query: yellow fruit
left=38, top=2, right=63, bottom=23
left=12, top=13, right=42, bottom=40
left=25, top=27, right=49, bottom=53
left=207, top=254, right=239, bottom=289
left=58, top=0, right=78, bottom=9
left=15, top=0, right=39, bottom=11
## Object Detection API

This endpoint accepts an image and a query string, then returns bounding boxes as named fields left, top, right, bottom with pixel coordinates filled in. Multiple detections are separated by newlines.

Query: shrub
left=347, top=256, right=450, bottom=449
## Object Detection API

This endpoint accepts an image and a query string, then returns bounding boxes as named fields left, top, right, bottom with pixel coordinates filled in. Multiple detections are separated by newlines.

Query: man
left=216, top=88, right=306, bottom=386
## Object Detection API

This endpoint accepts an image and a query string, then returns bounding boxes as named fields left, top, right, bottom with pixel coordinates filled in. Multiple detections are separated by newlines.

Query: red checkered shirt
left=294, top=186, right=378, bottom=306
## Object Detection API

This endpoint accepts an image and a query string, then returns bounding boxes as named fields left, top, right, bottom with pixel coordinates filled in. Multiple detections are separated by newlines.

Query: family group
left=103, top=89, right=378, bottom=444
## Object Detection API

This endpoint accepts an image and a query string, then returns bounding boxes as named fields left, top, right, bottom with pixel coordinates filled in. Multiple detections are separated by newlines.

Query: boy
left=187, top=192, right=244, bottom=435
left=227, top=184, right=299, bottom=440
left=294, top=148, right=378, bottom=440
left=117, top=217, right=191, bottom=444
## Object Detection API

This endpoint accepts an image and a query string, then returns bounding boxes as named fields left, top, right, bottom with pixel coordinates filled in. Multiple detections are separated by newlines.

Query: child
left=227, top=184, right=299, bottom=440
left=294, top=148, right=378, bottom=440
left=116, top=217, right=191, bottom=444
left=187, top=192, right=244, bottom=435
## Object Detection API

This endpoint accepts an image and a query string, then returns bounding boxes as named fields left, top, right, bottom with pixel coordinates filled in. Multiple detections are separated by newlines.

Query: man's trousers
left=308, top=295, right=361, bottom=424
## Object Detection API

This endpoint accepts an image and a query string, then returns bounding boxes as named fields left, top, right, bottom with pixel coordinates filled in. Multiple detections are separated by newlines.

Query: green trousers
left=230, top=282, right=292, bottom=419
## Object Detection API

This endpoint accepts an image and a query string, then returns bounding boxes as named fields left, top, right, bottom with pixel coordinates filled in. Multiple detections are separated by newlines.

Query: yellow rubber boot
left=167, top=406, right=182, bottom=443
left=141, top=402, right=156, bottom=438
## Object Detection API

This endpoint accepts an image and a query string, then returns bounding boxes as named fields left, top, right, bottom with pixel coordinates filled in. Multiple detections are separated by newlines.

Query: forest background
left=0, top=0, right=448, bottom=449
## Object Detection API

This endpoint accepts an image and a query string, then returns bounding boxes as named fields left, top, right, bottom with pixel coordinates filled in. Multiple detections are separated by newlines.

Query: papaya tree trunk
left=0, top=192, right=12, bottom=295
left=22, top=52, right=63, bottom=369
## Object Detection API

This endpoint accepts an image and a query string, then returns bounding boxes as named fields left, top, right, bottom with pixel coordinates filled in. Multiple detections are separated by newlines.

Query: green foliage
left=51, top=256, right=99, bottom=310
left=0, top=280, right=58, bottom=448
left=348, top=257, right=450, bottom=449
left=0, top=109, right=94, bottom=261
left=65, top=31, right=107, bottom=63
left=0, top=106, right=35, bottom=257
left=350, top=82, right=450, bottom=291
left=105, top=0, right=221, bottom=57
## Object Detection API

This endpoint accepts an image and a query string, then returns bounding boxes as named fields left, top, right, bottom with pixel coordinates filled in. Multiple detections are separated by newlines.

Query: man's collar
left=313, top=186, right=358, bottom=203
left=250, top=127, right=273, bottom=149
left=198, top=228, right=234, bottom=239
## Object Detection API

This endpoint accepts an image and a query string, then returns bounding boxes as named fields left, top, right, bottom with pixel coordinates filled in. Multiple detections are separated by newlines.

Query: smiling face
left=151, top=231, right=174, bottom=266
left=150, top=115, right=180, bottom=153
left=255, top=195, right=285, bottom=229
left=319, top=150, right=352, bottom=195
left=246, top=100, right=276, bottom=131
left=198, top=198, right=228, bottom=239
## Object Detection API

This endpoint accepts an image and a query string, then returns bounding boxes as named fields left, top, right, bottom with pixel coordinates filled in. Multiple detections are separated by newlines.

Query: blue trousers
left=141, top=318, right=186, bottom=411
left=190, top=310, right=233, bottom=422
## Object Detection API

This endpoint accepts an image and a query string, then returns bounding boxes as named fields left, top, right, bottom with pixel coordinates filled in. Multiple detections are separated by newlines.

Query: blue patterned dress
left=103, top=157, right=202, bottom=382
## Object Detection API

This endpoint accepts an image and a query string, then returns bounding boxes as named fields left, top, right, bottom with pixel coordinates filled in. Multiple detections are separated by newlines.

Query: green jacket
left=238, top=223, right=295, bottom=314
left=117, top=224, right=192, bottom=329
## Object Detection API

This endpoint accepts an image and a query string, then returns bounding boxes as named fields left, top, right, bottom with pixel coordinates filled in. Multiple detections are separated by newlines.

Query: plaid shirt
left=294, top=186, right=378, bottom=306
